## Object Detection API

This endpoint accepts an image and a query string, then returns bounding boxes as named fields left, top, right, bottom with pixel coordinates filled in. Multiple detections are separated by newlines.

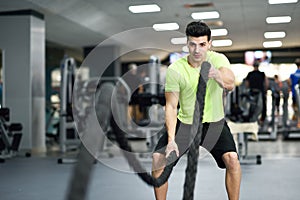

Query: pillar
left=0, top=10, right=46, bottom=153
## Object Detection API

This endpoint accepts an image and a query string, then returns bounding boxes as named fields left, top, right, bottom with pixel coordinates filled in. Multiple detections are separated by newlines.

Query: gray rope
left=66, top=145, right=96, bottom=200
left=183, top=62, right=210, bottom=200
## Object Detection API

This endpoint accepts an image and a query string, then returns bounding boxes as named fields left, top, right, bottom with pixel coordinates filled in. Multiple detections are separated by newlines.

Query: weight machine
left=0, top=108, right=25, bottom=163
left=282, top=83, right=300, bottom=139
left=226, top=83, right=262, bottom=164
left=59, top=56, right=79, bottom=154
left=124, top=56, right=165, bottom=152
left=255, top=78, right=282, bottom=140
left=56, top=56, right=82, bottom=164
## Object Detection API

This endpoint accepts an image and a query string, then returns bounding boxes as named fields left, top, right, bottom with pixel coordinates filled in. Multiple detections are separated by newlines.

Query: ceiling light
left=263, top=41, right=282, bottom=48
left=171, top=37, right=187, bottom=44
left=212, top=39, right=232, bottom=47
left=129, top=4, right=161, bottom=13
left=191, top=11, right=220, bottom=20
left=268, top=0, right=298, bottom=4
left=153, top=23, right=179, bottom=31
left=211, top=28, right=228, bottom=36
left=264, top=31, right=286, bottom=39
left=266, top=16, right=291, bottom=24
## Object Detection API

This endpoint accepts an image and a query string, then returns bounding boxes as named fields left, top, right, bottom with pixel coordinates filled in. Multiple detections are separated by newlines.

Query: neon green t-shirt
left=165, top=51, right=230, bottom=124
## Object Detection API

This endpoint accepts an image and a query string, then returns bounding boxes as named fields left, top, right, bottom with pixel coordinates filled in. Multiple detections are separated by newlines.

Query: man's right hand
left=165, top=140, right=179, bottom=158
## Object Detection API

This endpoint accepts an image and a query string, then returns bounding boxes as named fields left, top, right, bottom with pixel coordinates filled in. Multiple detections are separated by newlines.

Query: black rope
left=111, top=62, right=210, bottom=192
left=111, top=117, right=178, bottom=187
left=183, top=61, right=210, bottom=200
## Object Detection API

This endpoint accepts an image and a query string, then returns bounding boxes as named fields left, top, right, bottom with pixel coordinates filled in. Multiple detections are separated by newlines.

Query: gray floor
left=1, top=132, right=300, bottom=200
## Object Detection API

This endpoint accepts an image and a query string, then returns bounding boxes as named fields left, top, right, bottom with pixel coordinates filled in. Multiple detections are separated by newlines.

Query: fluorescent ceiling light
left=263, top=41, right=282, bottom=48
left=191, top=11, right=220, bottom=20
left=171, top=37, right=187, bottom=44
left=211, top=28, right=228, bottom=36
left=266, top=16, right=291, bottom=24
left=153, top=23, right=179, bottom=31
left=129, top=4, right=161, bottom=13
left=264, top=31, right=286, bottom=39
left=268, top=0, right=298, bottom=4
left=212, top=39, right=232, bottom=47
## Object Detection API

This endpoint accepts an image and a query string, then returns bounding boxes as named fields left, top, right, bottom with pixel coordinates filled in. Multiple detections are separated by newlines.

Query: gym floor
left=1, top=132, right=300, bottom=200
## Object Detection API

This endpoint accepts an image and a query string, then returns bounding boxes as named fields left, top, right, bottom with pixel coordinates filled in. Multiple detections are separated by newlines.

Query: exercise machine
left=94, top=77, right=132, bottom=158
left=277, top=80, right=290, bottom=130
left=0, top=107, right=24, bottom=163
left=123, top=56, right=165, bottom=153
left=59, top=56, right=79, bottom=153
left=282, top=83, right=300, bottom=139
left=96, top=75, right=163, bottom=156
left=57, top=56, right=80, bottom=163
left=257, top=86, right=278, bottom=140
left=227, top=82, right=262, bottom=123
left=226, top=83, right=262, bottom=165
left=45, top=102, right=60, bottom=144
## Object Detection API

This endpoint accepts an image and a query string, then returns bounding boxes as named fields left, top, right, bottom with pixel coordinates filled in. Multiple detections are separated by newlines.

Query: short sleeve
left=165, top=66, right=180, bottom=92
left=209, top=52, right=231, bottom=69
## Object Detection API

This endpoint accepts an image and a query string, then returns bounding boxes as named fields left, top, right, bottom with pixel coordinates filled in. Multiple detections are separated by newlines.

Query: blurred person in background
left=289, top=58, right=300, bottom=127
left=245, top=60, right=269, bottom=125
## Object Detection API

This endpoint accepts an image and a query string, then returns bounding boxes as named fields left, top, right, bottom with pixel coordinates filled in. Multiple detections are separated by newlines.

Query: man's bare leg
left=223, top=152, right=241, bottom=200
left=152, top=152, right=168, bottom=200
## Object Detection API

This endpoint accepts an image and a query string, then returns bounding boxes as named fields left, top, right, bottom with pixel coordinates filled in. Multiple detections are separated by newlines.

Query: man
left=151, top=21, right=241, bottom=200
left=245, top=61, right=269, bottom=124
left=289, top=58, right=300, bottom=127
left=273, top=75, right=281, bottom=116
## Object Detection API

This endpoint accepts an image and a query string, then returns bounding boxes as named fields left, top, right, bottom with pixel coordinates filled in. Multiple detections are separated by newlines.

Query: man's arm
left=209, top=66, right=235, bottom=91
left=245, top=79, right=250, bottom=88
left=264, top=75, right=269, bottom=92
left=165, top=91, right=179, bottom=157
left=287, top=78, right=292, bottom=87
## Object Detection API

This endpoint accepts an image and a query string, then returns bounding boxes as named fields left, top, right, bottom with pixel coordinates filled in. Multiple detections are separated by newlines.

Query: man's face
left=187, top=35, right=211, bottom=63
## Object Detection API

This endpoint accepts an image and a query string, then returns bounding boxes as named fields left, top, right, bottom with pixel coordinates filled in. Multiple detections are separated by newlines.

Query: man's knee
left=222, top=152, right=240, bottom=170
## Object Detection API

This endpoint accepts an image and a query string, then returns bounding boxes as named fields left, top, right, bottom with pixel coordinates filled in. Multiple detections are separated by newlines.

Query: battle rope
left=183, top=62, right=210, bottom=200
left=110, top=117, right=178, bottom=187
left=66, top=145, right=96, bottom=200
left=111, top=62, right=210, bottom=192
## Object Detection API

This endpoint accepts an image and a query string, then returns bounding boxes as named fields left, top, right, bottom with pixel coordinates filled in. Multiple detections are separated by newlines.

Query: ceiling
left=0, top=0, right=300, bottom=62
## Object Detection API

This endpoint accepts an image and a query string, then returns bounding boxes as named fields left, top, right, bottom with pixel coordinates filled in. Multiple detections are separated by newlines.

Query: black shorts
left=154, top=118, right=237, bottom=169
left=292, top=95, right=297, bottom=106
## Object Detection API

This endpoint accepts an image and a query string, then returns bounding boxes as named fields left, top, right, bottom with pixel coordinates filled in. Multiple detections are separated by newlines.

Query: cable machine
left=59, top=56, right=79, bottom=154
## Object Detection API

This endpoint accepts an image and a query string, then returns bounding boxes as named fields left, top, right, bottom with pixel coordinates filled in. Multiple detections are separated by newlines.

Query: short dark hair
left=253, top=60, right=260, bottom=68
left=185, top=21, right=211, bottom=41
